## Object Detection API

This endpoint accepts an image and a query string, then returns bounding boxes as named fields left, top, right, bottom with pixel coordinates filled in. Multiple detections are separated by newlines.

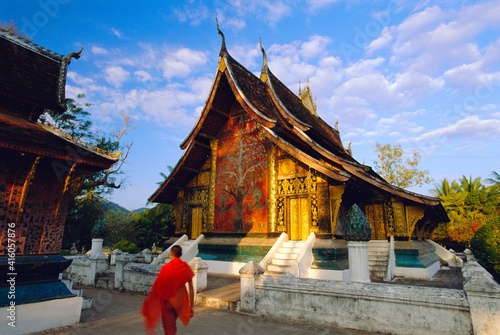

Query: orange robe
left=141, top=258, right=194, bottom=333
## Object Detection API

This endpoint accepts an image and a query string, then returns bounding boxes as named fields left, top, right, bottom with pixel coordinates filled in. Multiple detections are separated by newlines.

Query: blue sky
left=2, top=1, right=500, bottom=210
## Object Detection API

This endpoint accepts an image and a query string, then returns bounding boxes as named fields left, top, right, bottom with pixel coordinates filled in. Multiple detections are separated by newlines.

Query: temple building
left=150, top=30, right=448, bottom=280
left=0, top=31, right=118, bottom=332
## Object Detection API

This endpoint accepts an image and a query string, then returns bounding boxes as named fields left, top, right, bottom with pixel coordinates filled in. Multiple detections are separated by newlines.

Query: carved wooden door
left=288, top=196, right=310, bottom=240
left=189, top=206, right=203, bottom=239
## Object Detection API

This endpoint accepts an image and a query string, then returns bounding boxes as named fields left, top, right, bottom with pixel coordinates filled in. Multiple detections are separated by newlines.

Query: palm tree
left=431, top=178, right=454, bottom=197
left=454, top=175, right=484, bottom=193
left=486, top=171, right=500, bottom=188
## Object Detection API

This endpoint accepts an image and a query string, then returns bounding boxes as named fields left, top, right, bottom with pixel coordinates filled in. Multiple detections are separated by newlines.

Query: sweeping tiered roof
left=150, top=30, right=447, bottom=223
left=0, top=30, right=118, bottom=169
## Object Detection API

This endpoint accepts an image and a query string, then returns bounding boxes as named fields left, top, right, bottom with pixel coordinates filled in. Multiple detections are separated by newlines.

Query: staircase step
left=274, top=253, right=296, bottom=260
left=266, top=264, right=289, bottom=273
left=283, top=241, right=305, bottom=247
left=278, top=247, right=301, bottom=253
left=271, top=259, right=294, bottom=266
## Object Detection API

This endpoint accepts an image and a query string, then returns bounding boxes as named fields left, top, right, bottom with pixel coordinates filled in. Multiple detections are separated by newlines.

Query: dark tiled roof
left=0, top=114, right=116, bottom=170
left=225, top=55, right=279, bottom=122
left=266, top=70, right=352, bottom=160
left=0, top=32, right=69, bottom=120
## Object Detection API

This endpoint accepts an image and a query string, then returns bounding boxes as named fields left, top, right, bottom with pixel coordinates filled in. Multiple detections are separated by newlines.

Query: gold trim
left=268, top=145, right=277, bottom=232
left=207, top=140, right=218, bottom=232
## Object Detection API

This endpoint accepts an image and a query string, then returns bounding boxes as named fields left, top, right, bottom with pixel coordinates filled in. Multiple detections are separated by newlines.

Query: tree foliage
left=432, top=174, right=500, bottom=249
left=41, top=94, right=133, bottom=250
left=373, top=142, right=432, bottom=189
left=470, top=216, right=500, bottom=279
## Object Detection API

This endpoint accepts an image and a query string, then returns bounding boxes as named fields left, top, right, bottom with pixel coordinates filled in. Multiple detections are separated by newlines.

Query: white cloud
left=91, top=46, right=109, bottom=55
left=366, top=27, right=392, bottom=54
left=412, top=115, right=500, bottom=142
left=111, top=28, right=122, bottom=38
left=160, top=48, right=208, bottom=79
left=104, top=66, right=130, bottom=88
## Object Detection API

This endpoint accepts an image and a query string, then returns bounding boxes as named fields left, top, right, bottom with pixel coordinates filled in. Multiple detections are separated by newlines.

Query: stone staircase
left=368, top=240, right=389, bottom=281
left=265, top=240, right=305, bottom=275
left=152, top=234, right=203, bottom=265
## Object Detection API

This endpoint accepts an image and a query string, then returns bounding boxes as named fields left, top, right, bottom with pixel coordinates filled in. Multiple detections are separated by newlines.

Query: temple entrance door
left=288, top=196, right=310, bottom=241
left=189, top=206, right=203, bottom=239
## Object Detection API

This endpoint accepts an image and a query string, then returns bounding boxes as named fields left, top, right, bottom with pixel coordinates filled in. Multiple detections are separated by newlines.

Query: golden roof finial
left=298, top=78, right=317, bottom=115
left=216, top=18, right=227, bottom=56
left=260, top=37, right=269, bottom=82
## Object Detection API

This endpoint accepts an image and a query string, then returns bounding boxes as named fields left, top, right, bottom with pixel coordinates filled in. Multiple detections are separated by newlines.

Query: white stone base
left=395, top=260, right=440, bottom=279
left=205, top=260, right=247, bottom=275
left=307, top=268, right=350, bottom=281
left=0, top=296, right=82, bottom=335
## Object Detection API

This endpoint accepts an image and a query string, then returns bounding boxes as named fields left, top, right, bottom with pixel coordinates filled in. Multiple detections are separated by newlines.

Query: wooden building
left=0, top=31, right=118, bottom=311
left=150, top=31, right=448, bottom=246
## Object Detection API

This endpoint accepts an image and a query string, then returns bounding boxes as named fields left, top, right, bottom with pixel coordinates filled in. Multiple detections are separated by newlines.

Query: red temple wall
left=214, top=112, right=269, bottom=233
left=0, top=150, right=78, bottom=255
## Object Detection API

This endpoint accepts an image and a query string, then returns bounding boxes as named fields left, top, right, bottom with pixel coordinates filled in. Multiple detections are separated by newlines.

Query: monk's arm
left=188, top=279, right=194, bottom=315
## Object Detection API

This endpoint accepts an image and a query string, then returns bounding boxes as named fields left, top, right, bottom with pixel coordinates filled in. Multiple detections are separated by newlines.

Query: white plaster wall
left=306, top=268, right=349, bottom=281
left=63, top=257, right=94, bottom=286
left=395, top=260, right=440, bottom=279
left=121, top=263, right=159, bottom=293
left=250, top=275, right=472, bottom=335
left=205, top=260, right=247, bottom=275
left=0, top=297, right=82, bottom=335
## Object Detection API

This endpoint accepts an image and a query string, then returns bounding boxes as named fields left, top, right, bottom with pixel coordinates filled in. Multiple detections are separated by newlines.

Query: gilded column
left=207, top=140, right=218, bottom=232
left=268, top=145, right=277, bottom=232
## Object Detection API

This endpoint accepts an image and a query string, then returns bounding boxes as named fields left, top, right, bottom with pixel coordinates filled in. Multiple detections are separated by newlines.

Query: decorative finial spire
left=347, top=141, right=352, bottom=156
left=335, top=119, right=339, bottom=131
left=65, top=47, right=83, bottom=64
left=260, top=37, right=269, bottom=82
left=216, top=18, right=226, bottom=56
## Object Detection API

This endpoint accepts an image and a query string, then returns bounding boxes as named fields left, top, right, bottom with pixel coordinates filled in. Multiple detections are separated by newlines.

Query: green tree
left=40, top=94, right=132, bottom=250
left=432, top=175, right=500, bottom=249
left=373, top=142, right=433, bottom=189
left=470, top=216, right=500, bottom=280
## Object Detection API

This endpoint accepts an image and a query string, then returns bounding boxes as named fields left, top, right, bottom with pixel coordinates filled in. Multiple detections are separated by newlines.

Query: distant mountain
left=132, top=207, right=149, bottom=213
left=102, top=201, right=130, bottom=213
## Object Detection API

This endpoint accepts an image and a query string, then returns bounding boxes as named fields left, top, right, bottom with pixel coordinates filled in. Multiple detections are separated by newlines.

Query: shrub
left=113, top=239, right=139, bottom=254
left=470, top=216, right=500, bottom=278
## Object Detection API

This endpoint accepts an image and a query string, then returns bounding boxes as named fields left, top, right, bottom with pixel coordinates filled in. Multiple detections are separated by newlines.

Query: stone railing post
left=189, top=257, right=209, bottom=293
left=114, top=253, right=135, bottom=290
left=239, top=261, right=264, bottom=312
left=110, top=249, right=123, bottom=266
left=142, top=249, right=153, bottom=263
left=462, top=261, right=500, bottom=335
left=343, top=204, right=372, bottom=283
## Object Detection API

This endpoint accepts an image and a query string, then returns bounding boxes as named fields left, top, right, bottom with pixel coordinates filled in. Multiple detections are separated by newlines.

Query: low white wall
left=242, top=271, right=473, bottom=335
left=205, top=260, right=247, bottom=275
left=306, top=268, right=350, bottom=281
left=63, top=255, right=108, bottom=286
left=395, top=260, right=441, bottom=279
left=0, top=297, right=82, bottom=335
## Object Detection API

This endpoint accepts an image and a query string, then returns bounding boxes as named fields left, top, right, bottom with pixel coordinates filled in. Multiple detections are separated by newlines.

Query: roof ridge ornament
left=65, top=47, right=83, bottom=64
left=259, top=37, right=268, bottom=82
left=216, top=18, right=227, bottom=57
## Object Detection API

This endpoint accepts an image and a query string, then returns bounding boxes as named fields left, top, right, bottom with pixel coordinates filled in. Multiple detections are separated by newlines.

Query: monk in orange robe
left=141, top=245, right=195, bottom=335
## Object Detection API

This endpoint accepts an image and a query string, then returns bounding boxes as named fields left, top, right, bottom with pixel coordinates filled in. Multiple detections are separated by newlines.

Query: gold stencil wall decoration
left=329, top=184, right=345, bottom=235
left=365, top=203, right=386, bottom=240
left=406, top=205, right=425, bottom=238
left=384, top=200, right=395, bottom=235
left=392, top=201, right=407, bottom=237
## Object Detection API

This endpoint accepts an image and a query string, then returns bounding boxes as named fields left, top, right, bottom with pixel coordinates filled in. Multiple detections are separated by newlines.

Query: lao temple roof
left=0, top=31, right=118, bottom=170
left=149, top=31, right=447, bottom=221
